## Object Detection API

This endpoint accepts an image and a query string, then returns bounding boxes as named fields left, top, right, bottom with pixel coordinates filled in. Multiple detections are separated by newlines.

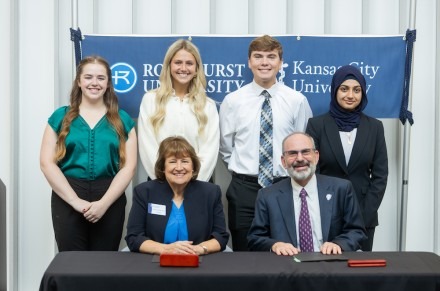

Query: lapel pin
left=326, top=194, right=332, bottom=201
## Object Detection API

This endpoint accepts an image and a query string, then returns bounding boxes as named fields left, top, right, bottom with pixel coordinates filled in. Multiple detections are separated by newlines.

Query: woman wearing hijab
left=306, top=65, right=388, bottom=251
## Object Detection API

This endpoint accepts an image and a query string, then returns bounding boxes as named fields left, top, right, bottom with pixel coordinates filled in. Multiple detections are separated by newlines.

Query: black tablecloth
left=39, top=251, right=440, bottom=291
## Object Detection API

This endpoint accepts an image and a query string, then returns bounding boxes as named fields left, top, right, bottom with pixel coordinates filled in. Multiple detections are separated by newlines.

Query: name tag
left=148, top=203, right=166, bottom=216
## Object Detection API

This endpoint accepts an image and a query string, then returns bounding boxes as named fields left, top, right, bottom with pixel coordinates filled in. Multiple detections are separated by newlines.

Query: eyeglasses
left=283, top=148, right=315, bottom=159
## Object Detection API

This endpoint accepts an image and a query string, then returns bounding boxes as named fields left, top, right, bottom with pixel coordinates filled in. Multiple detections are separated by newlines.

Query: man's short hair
left=248, top=35, right=283, bottom=60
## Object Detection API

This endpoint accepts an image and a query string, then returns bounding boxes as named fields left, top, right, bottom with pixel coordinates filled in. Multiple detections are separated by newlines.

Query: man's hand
left=320, top=242, right=342, bottom=255
left=271, top=242, right=299, bottom=256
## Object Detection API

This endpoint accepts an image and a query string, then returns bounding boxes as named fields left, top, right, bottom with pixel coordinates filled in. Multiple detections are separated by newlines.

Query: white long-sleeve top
left=219, top=81, right=313, bottom=178
left=138, top=91, right=220, bottom=181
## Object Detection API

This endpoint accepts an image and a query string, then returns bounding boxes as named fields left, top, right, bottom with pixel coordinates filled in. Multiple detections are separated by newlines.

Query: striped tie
left=258, top=90, right=273, bottom=188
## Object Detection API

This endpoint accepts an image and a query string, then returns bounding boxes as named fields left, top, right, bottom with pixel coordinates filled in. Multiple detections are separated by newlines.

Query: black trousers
left=226, top=175, right=262, bottom=251
left=361, top=227, right=376, bottom=251
left=51, top=177, right=126, bottom=251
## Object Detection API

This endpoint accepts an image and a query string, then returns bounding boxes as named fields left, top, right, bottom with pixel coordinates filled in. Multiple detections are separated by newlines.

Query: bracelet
left=200, top=245, right=208, bottom=255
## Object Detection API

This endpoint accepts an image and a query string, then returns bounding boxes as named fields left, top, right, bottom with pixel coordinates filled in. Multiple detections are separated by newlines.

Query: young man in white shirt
left=219, top=35, right=313, bottom=251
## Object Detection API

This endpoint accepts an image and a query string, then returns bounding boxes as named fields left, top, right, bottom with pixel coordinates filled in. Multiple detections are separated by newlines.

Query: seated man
left=247, top=132, right=366, bottom=255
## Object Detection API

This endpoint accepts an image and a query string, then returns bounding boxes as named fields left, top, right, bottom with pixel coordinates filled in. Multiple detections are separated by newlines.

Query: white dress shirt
left=219, top=81, right=313, bottom=177
left=138, top=91, right=220, bottom=181
left=339, top=128, right=357, bottom=165
left=291, top=175, right=324, bottom=252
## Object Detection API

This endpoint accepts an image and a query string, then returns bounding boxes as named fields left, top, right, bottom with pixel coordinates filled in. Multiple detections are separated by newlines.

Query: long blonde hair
left=55, top=55, right=127, bottom=168
left=150, top=39, right=208, bottom=136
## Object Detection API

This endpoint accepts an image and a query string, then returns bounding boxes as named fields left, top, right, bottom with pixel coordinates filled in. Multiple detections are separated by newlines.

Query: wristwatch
left=200, top=245, right=208, bottom=255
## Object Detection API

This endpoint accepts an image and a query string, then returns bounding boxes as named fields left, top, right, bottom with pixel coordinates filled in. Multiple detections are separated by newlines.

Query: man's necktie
left=258, top=90, right=273, bottom=188
left=299, top=188, right=314, bottom=252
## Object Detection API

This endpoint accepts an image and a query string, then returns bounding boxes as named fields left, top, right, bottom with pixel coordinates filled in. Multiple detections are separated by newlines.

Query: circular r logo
left=111, top=63, right=137, bottom=93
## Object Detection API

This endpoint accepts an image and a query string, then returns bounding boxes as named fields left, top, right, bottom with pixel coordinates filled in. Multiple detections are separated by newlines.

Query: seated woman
left=125, top=136, right=229, bottom=255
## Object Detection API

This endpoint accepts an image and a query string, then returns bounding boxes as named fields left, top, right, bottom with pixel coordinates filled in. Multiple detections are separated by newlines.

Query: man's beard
left=286, top=161, right=316, bottom=182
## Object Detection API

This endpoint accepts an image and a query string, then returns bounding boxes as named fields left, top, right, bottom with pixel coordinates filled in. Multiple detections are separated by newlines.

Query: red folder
left=159, top=254, right=199, bottom=267
left=347, top=259, right=386, bottom=267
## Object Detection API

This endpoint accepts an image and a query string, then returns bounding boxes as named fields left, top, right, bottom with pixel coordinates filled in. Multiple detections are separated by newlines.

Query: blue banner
left=80, top=34, right=406, bottom=119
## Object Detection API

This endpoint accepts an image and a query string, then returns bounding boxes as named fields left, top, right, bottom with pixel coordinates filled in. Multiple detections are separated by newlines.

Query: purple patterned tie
left=299, top=188, right=314, bottom=252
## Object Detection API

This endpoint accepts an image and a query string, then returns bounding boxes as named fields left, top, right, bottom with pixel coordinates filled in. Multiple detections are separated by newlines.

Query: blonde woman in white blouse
left=138, top=39, right=219, bottom=182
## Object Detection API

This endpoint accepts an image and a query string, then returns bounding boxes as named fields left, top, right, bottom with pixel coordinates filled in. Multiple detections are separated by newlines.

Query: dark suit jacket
left=125, top=179, right=229, bottom=252
left=247, top=175, right=366, bottom=252
left=306, top=113, right=388, bottom=227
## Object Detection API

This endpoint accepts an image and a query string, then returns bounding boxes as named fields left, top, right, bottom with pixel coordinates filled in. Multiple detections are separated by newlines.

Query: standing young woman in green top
left=40, top=55, right=137, bottom=251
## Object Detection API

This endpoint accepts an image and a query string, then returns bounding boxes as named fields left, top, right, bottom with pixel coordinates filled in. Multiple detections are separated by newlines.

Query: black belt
left=232, top=172, right=287, bottom=184
left=232, top=172, right=258, bottom=183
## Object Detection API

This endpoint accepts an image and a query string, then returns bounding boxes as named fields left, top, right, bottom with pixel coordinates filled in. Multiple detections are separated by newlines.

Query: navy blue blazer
left=306, top=113, right=388, bottom=227
left=247, top=175, right=366, bottom=252
left=125, top=179, right=229, bottom=252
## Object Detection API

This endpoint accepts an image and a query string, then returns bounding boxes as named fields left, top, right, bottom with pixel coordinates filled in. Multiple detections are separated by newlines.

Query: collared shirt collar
left=251, top=81, right=279, bottom=97
left=290, top=174, right=318, bottom=200
left=171, top=89, right=190, bottom=101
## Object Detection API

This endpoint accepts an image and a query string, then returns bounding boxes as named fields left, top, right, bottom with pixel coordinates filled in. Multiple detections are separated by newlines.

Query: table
left=39, top=251, right=440, bottom=291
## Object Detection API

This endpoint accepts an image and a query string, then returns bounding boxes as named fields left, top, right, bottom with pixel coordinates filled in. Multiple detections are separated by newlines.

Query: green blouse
left=48, top=106, right=135, bottom=180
